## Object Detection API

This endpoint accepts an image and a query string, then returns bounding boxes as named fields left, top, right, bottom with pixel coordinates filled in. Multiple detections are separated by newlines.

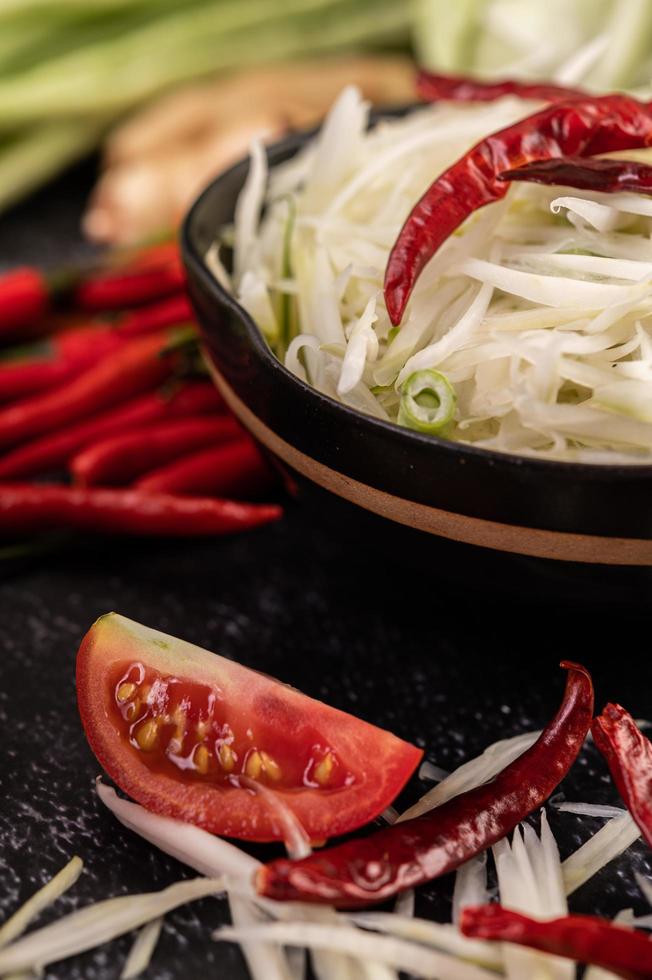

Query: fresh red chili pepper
left=57, top=294, right=193, bottom=359
left=461, top=906, right=652, bottom=980
left=71, top=415, right=242, bottom=487
left=0, top=355, right=85, bottom=404
left=257, top=661, right=593, bottom=907
left=111, top=239, right=179, bottom=272
left=135, top=438, right=275, bottom=498
left=592, top=704, right=652, bottom=848
left=385, top=94, right=652, bottom=325
left=416, top=69, right=586, bottom=105
left=0, top=484, right=281, bottom=537
left=0, top=244, right=184, bottom=343
left=0, top=332, right=125, bottom=403
left=74, top=256, right=185, bottom=311
left=0, top=267, right=50, bottom=340
left=0, top=296, right=196, bottom=404
left=0, top=382, right=224, bottom=480
left=0, top=331, right=180, bottom=450
left=499, top=155, right=652, bottom=194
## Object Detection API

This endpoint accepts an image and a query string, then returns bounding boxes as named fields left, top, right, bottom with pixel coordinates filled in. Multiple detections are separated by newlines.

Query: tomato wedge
left=77, top=614, right=422, bottom=842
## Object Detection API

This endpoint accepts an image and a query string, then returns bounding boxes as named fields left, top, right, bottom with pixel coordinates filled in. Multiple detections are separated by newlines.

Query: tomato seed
left=245, top=750, right=262, bottom=779
left=116, top=681, right=136, bottom=703
left=314, top=753, right=334, bottom=785
left=135, top=718, right=159, bottom=751
left=194, top=745, right=211, bottom=774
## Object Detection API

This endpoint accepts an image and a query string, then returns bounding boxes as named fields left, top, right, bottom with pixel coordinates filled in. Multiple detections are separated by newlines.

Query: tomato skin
left=76, top=614, right=422, bottom=842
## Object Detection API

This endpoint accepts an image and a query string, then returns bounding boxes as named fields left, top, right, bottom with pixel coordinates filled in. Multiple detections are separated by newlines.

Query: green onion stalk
left=0, top=0, right=412, bottom=212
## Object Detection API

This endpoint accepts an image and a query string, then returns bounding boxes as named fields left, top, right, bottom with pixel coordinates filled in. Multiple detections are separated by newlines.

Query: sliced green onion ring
left=398, top=369, right=456, bottom=435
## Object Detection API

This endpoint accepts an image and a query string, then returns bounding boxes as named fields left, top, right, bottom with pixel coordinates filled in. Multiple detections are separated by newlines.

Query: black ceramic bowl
left=182, top=123, right=652, bottom=602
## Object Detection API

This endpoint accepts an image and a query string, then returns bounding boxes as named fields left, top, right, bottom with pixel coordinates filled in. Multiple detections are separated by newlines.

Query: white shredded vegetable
left=233, top=137, right=267, bottom=285
left=553, top=801, right=627, bottom=819
left=120, top=916, right=163, bottom=980
left=397, top=730, right=541, bottom=822
left=393, top=888, right=415, bottom=920
left=493, top=814, right=572, bottom=980
left=214, top=921, right=499, bottom=979
left=97, top=782, right=295, bottom=980
left=562, top=812, right=641, bottom=895
left=349, top=913, right=502, bottom=970
left=218, top=87, right=652, bottom=461
left=0, top=877, right=225, bottom=975
left=636, top=871, right=652, bottom=906
left=97, top=781, right=259, bottom=883
left=0, top=856, right=83, bottom=950
left=452, top=854, right=490, bottom=926
left=239, top=776, right=312, bottom=861
left=418, top=761, right=450, bottom=783
left=228, top=894, right=296, bottom=980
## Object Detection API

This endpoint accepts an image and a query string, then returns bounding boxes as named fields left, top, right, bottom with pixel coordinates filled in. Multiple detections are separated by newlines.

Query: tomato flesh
left=111, top=661, right=351, bottom=792
left=77, top=614, right=422, bottom=841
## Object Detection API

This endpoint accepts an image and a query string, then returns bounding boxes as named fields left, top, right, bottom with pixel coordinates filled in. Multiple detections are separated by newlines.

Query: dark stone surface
left=1, top=162, right=652, bottom=979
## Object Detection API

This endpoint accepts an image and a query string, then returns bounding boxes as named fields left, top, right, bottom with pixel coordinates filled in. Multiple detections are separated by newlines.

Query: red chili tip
left=383, top=269, right=407, bottom=327
left=559, top=660, right=592, bottom=680
left=594, top=703, right=628, bottom=725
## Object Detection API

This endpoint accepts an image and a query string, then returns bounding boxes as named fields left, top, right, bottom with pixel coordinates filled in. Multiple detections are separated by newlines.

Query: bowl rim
left=182, top=117, right=652, bottom=483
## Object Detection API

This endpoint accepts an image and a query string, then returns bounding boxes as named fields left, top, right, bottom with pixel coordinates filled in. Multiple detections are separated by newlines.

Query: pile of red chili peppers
left=0, top=240, right=281, bottom=542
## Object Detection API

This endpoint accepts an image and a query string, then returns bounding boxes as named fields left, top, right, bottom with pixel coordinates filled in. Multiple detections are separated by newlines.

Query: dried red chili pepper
left=461, top=906, right=652, bottom=980
left=592, top=704, right=652, bottom=848
left=0, top=484, right=281, bottom=536
left=0, top=382, right=224, bottom=480
left=258, top=661, right=593, bottom=908
left=385, top=95, right=652, bottom=325
left=74, top=256, right=185, bottom=311
left=0, top=331, right=180, bottom=450
left=135, top=438, right=275, bottom=499
left=499, top=155, right=652, bottom=194
left=416, top=70, right=585, bottom=105
left=0, top=267, right=50, bottom=340
left=71, top=415, right=242, bottom=486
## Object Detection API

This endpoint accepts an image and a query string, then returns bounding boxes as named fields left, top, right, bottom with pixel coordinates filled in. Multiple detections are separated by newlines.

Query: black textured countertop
left=1, top=162, right=652, bottom=979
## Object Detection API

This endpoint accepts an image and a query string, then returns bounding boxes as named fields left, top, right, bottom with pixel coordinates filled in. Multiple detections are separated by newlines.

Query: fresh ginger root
left=83, top=55, right=415, bottom=245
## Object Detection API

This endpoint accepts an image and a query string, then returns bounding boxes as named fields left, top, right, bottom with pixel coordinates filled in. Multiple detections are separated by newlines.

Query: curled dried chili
left=257, top=662, right=593, bottom=908
left=384, top=95, right=652, bottom=325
